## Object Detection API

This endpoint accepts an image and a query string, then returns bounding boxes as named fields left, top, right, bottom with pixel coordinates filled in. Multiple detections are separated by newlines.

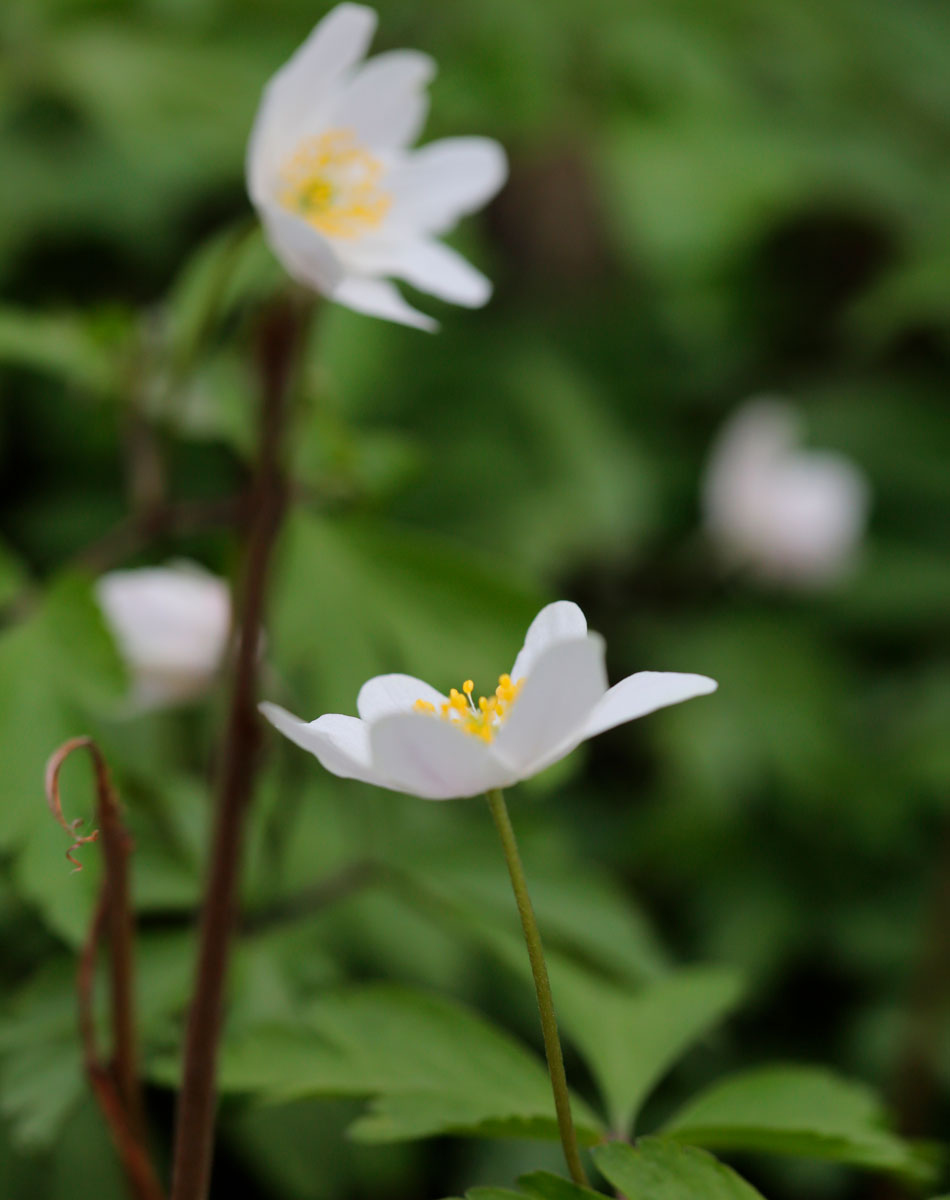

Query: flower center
left=278, top=128, right=391, bottom=239
left=415, top=675, right=524, bottom=743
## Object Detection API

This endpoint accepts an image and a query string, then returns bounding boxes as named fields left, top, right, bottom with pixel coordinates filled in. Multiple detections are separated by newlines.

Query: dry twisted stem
left=45, top=736, right=165, bottom=1200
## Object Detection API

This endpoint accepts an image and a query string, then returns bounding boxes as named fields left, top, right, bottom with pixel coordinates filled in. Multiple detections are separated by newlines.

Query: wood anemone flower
left=247, top=3, right=508, bottom=331
left=96, top=564, right=231, bottom=712
left=703, top=398, right=870, bottom=588
left=261, top=601, right=717, bottom=799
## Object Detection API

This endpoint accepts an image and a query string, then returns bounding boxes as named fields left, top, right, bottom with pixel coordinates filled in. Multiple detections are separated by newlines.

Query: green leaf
left=465, top=1191, right=525, bottom=1200
left=594, top=1137, right=766, bottom=1199
left=547, top=962, right=744, bottom=1136
left=402, top=878, right=740, bottom=1135
left=207, top=984, right=604, bottom=1146
left=0, top=621, right=84, bottom=853
left=445, top=1171, right=600, bottom=1200
left=269, top=512, right=543, bottom=716
left=396, top=836, right=667, bottom=985
left=664, top=1066, right=931, bottom=1181
left=0, top=573, right=127, bottom=941
left=517, top=1170, right=604, bottom=1200
left=0, top=540, right=27, bottom=608
left=161, top=223, right=276, bottom=370
left=42, top=572, right=127, bottom=711
left=0, top=930, right=195, bottom=1148
left=0, top=306, right=121, bottom=396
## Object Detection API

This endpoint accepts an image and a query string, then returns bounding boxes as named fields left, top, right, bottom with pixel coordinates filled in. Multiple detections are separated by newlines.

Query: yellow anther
left=279, top=128, right=391, bottom=240
left=416, top=670, right=525, bottom=744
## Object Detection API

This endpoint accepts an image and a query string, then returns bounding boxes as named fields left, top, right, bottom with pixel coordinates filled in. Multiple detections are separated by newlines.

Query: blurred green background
left=1, top=0, right=949, bottom=1198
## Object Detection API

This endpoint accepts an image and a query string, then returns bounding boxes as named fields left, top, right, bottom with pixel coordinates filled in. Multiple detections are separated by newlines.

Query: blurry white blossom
left=96, top=564, right=232, bottom=711
left=246, top=3, right=507, bottom=331
left=703, top=398, right=870, bottom=588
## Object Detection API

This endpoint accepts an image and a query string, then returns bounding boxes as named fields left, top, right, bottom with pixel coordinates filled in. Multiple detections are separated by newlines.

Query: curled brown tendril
left=43, top=735, right=164, bottom=1200
left=45, top=735, right=108, bottom=871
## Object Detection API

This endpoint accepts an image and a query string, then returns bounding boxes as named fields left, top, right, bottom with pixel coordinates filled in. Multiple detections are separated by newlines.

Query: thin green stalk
left=486, top=788, right=589, bottom=1186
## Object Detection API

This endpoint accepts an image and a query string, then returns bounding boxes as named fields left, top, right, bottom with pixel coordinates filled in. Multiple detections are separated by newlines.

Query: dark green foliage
left=1, top=0, right=949, bottom=1198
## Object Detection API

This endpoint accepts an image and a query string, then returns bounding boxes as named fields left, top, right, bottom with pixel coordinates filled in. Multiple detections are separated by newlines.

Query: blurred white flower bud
left=96, top=564, right=232, bottom=711
left=702, top=398, right=870, bottom=588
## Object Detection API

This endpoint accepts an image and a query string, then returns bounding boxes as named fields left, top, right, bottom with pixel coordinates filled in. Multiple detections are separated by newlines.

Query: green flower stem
left=486, top=787, right=590, bottom=1186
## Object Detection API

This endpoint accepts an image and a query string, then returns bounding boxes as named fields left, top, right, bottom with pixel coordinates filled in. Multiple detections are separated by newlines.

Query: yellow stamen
left=415, top=673, right=525, bottom=743
left=278, top=128, right=391, bottom=240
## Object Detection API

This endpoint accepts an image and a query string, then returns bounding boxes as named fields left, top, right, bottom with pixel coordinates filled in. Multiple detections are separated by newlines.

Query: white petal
left=260, top=205, right=344, bottom=294
left=582, top=672, right=718, bottom=739
left=260, top=702, right=378, bottom=785
left=703, top=398, right=870, bottom=587
left=388, top=137, right=508, bottom=235
left=762, top=453, right=870, bottom=584
left=510, top=600, right=588, bottom=682
left=493, top=635, right=607, bottom=777
left=329, top=50, right=435, bottom=149
left=377, top=238, right=492, bottom=307
left=357, top=673, right=446, bottom=721
left=332, top=275, right=437, bottom=331
left=370, top=712, right=514, bottom=799
left=247, top=4, right=378, bottom=196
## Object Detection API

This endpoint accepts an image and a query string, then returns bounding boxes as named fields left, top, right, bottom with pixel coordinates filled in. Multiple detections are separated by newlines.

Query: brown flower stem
left=169, top=294, right=312, bottom=1200
left=75, top=497, right=246, bottom=575
left=485, top=788, right=590, bottom=1186
left=890, top=820, right=950, bottom=1138
left=241, top=860, right=380, bottom=933
left=45, top=737, right=162, bottom=1200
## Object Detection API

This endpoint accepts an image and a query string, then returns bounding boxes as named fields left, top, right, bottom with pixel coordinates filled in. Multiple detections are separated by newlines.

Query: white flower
left=246, top=3, right=508, bottom=331
left=96, top=564, right=232, bottom=711
left=261, top=601, right=716, bottom=799
left=703, top=398, right=870, bottom=588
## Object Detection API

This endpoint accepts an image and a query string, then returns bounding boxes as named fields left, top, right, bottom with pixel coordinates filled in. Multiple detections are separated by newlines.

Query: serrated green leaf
left=664, top=1066, right=931, bottom=1181
left=402, top=878, right=740, bottom=1135
left=594, top=1137, right=766, bottom=1199
left=206, top=984, right=604, bottom=1146
left=548, top=962, right=744, bottom=1136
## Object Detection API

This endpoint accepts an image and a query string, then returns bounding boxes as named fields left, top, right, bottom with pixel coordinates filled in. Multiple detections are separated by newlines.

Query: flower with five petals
left=261, top=601, right=717, bottom=799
